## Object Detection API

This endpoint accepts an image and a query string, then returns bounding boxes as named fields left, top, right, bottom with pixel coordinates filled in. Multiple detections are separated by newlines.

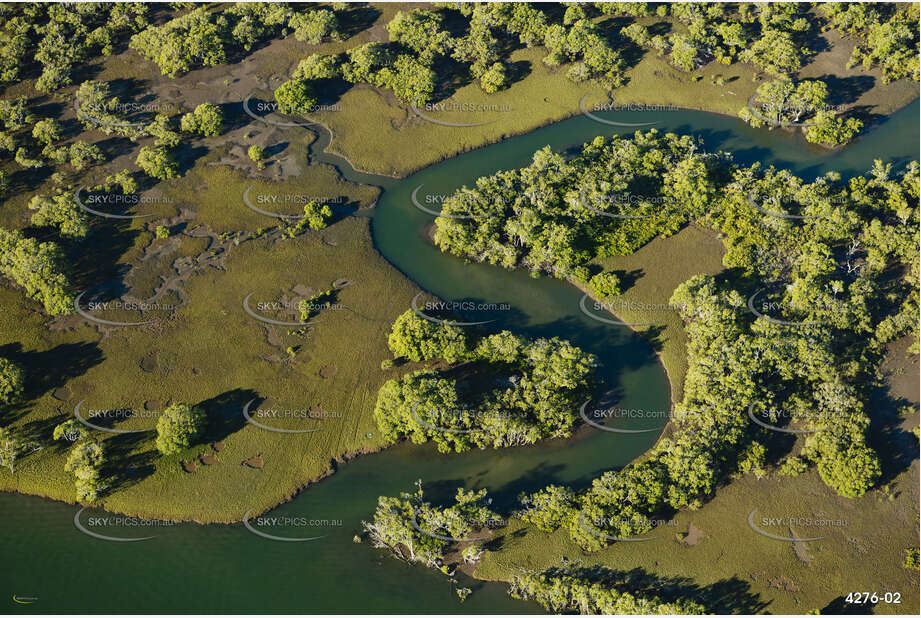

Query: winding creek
left=1, top=99, right=918, bottom=613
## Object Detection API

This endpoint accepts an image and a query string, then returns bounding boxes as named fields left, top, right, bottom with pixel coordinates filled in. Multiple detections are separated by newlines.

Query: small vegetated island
left=376, top=310, right=596, bottom=452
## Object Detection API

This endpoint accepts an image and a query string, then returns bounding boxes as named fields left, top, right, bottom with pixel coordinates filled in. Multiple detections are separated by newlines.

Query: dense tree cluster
left=27, top=192, right=90, bottom=239
left=1, top=92, right=107, bottom=186
left=434, top=131, right=718, bottom=280
left=822, top=2, right=920, bottom=84
left=620, top=2, right=812, bottom=75
left=432, top=131, right=917, bottom=549
left=375, top=310, right=596, bottom=452
left=0, top=3, right=148, bottom=92
left=0, top=227, right=75, bottom=315
left=508, top=567, right=707, bottom=614
left=276, top=3, right=630, bottom=109
left=739, top=77, right=863, bottom=146
left=129, top=4, right=344, bottom=77
left=362, top=481, right=497, bottom=570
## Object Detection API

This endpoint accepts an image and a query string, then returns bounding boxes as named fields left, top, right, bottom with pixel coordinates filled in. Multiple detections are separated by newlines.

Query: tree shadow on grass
left=19, top=411, right=69, bottom=448
left=504, top=60, right=533, bottom=90
left=0, top=342, right=104, bottom=423
left=174, top=144, right=210, bottom=176
left=821, top=595, right=877, bottom=614
left=66, top=217, right=144, bottom=295
left=867, top=391, right=919, bottom=487
left=337, top=4, right=381, bottom=40
left=538, top=564, right=770, bottom=614
left=636, top=323, right=667, bottom=354
left=198, top=387, right=259, bottom=444
left=617, top=268, right=644, bottom=293
left=817, top=74, right=876, bottom=107
left=101, top=430, right=158, bottom=495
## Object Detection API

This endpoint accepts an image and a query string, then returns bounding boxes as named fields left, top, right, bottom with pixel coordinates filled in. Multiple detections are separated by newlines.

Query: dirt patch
left=139, top=353, right=159, bottom=373
left=181, top=460, right=197, bottom=473
left=242, top=454, right=264, bottom=469
left=199, top=453, right=217, bottom=466
left=212, top=441, right=225, bottom=452
left=291, top=284, right=315, bottom=297
left=679, top=522, right=705, bottom=546
left=52, top=387, right=71, bottom=401
left=792, top=537, right=813, bottom=564
left=768, top=576, right=801, bottom=594
left=319, top=365, right=337, bottom=379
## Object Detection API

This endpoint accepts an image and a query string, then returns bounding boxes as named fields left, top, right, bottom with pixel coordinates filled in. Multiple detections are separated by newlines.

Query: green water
left=1, top=99, right=917, bottom=614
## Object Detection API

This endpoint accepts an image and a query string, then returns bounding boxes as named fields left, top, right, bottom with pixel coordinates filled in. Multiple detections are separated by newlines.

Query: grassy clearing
left=0, top=158, right=417, bottom=522
left=475, top=464, right=920, bottom=614
left=578, top=224, right=726, bottom=405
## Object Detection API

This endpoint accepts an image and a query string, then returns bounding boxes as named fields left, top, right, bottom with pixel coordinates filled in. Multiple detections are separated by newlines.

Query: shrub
left=180, top=103, right=224, bottom=136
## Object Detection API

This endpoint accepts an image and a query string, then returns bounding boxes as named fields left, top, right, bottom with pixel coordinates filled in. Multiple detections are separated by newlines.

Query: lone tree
left=180, top=103, right=224, bottom=136
left=53, top=419, right=88, bottom=442
left=64, top=440, right=105, bottom=502
left=0, top=357, right=25, bottom=403
left=247, top=145, right=266, bottom=169
left=0, top=426, right=26, bottom=473
left=155, top=403, right=206, bottom=455
left=136, top=146, right=178, bottom=180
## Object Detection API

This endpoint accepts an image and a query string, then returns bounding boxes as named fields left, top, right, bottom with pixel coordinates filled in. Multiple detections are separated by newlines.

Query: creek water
left=1, top=98, right=917, bottom=614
